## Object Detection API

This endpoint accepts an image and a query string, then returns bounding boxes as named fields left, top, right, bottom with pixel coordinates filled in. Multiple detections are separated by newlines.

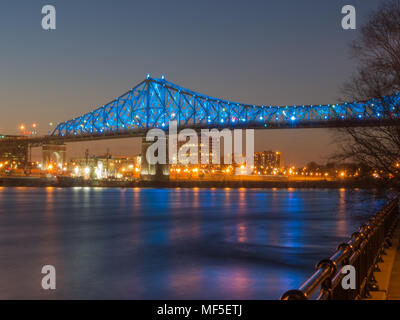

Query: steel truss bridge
left=51, top=75, right=400, bottom=140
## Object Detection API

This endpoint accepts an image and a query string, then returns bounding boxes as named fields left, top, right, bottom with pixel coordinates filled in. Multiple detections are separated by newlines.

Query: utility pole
left=85, top=149, right=89, bottom=167
left=106, top=148, right=110, bottom=178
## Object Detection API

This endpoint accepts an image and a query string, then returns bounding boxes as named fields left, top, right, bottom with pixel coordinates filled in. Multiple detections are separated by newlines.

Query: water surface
left=0, top=187, right=383, bottom=299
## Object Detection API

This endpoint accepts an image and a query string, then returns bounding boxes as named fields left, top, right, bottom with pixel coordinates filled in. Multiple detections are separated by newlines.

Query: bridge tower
left=42, top=144, right=67, bottom=170
left=140, top=137, right=170, bottom=182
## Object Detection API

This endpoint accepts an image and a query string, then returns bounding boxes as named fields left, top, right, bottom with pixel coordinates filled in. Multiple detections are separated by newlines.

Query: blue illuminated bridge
left=49, top=75, right=399, bottom=140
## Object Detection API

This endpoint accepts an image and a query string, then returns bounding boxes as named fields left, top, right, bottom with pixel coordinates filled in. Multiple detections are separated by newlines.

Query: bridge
left=1, top=75, right=400, bottom=180
left=52, top=75, right=400, bottom=139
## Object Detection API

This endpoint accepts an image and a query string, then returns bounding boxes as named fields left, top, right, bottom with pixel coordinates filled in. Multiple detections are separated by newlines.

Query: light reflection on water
left=0, top=187, right=383, bottom=299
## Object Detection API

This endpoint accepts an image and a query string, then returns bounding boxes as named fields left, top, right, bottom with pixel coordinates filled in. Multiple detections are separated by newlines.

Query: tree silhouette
left=337, top=0, right=400, bottom=190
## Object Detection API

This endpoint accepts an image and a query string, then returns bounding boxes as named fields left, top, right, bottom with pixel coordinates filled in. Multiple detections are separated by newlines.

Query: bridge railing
left=281, top=198, right=399, bottom=300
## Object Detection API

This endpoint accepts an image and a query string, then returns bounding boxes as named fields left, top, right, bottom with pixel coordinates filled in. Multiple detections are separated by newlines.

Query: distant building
left=0, top=135, right=29, bottom=169
left=173, top=138, right=221, bottom=165
left=254, top=151, right=284, bottom=173
left=69, top=154, right=141, bottom=179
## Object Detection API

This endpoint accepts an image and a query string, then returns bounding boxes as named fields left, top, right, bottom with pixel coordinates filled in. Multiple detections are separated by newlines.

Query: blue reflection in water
left=0, top=187, right=383, bottom=299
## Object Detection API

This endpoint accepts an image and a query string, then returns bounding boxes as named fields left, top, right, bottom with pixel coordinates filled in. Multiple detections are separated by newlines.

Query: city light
left=0, top=138, right=385, bottom=182
left=95, top=167, right=102, bottom=179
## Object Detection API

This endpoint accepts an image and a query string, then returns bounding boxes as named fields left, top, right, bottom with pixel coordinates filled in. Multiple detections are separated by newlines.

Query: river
left=0, top=187, right=384, bottom=299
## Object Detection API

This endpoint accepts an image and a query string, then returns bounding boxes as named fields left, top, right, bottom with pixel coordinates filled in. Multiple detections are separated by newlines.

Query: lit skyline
left=0, top=0, right=383, bottom=166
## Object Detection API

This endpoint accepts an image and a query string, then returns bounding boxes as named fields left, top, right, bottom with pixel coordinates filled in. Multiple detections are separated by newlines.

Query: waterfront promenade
left=365, top=224, right=400, bottom=300
left=388, top=227, right=400, bottom=299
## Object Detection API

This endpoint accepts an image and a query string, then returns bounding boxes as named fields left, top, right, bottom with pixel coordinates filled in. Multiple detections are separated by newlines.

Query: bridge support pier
left=140, top=136, right=169, bottom=182
left=42, top=144, right=67, bottom=170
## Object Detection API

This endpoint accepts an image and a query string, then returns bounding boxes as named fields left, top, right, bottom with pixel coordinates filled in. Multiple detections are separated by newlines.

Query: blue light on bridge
left=50, top=75, right=400, bottom=137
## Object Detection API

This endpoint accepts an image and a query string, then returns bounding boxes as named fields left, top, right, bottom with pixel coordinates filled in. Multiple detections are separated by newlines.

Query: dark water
left=0, top=187, right=383, bottom=299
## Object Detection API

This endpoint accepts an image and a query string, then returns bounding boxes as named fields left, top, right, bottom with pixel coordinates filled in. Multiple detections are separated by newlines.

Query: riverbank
left=0, top=176, right=387, bottom=189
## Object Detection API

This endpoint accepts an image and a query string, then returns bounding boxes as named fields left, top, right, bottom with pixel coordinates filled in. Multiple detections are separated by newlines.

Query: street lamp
left=32, top=123, right=38, bottom=135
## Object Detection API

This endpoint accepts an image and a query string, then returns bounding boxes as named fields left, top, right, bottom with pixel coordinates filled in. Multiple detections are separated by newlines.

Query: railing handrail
left=281, top=198, right=399, bottom=300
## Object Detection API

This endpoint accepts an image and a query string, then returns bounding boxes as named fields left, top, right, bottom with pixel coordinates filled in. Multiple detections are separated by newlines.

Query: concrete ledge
left=365, top=223, right=400, bottom=300
left=388, top=223, right=400, bottom=300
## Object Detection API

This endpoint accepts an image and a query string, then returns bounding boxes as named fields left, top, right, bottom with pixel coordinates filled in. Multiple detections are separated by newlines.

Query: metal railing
left=281, top=198, right=399, bottom=300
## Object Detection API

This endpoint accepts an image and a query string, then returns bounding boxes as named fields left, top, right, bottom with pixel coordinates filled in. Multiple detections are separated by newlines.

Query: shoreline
left=0, top=176, right=387, bottom=189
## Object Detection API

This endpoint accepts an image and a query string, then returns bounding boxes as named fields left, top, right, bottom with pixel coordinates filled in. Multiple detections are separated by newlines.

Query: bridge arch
left=42, top=144, right=66, bottom=170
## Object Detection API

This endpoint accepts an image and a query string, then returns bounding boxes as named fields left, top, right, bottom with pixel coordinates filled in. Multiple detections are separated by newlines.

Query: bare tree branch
left=336, top=1, right=400, bottom=192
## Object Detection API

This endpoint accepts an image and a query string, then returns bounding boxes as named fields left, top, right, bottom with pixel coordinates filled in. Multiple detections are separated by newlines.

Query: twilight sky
left=0, top=0, right=383, bottom=166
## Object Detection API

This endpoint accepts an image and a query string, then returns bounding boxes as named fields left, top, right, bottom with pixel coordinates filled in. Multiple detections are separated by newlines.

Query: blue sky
left=0, top=0, right=384, bottom=165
